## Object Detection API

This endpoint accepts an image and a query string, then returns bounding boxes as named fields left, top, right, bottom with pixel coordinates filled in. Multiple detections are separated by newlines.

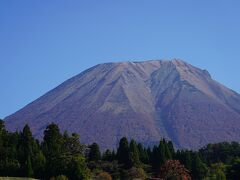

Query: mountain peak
left=4, top=59, right=240, bottom=150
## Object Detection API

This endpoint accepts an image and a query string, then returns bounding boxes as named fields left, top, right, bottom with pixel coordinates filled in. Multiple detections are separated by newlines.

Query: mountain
left=4, top=60, right=240, bottom=150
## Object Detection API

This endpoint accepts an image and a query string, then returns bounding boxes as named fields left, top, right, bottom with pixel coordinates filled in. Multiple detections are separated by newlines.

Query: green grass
left=0, top=178, right=38, bottom=180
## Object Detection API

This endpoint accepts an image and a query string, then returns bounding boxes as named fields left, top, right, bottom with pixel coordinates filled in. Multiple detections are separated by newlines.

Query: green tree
left=167, top=140, right=175, bottom=156
left=26, top=155, right=33, bottom=177
left=137, top=143, right=149, bottom=164
left=226, top=158, right=240, bottom=179
left=102, top=149, right=114, bottom=162
left=151, top=145, right=161, bottom=173
left=33, top=150, right=46, bottom=178
left=129, top=140, right=140, bottom=167
left=18, top=124, right=34, bottom=177
left=0, top=119, right=6, bottom=163
left=192, top=153, right=208, bottom=179
left=63, top=132, right=83, bottom=155
left=88, top=142, right=101, bottom=162
left=42, top=123, right=63, bottom=178
left=117, top=137, right=131, bottom=169
left=207, top=163, right=226, bottom=180
left=68, top=155, right=91, bottom=180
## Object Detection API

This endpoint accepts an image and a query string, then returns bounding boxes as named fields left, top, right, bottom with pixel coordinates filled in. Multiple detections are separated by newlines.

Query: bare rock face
left=4, top=60, right=240, bottom=150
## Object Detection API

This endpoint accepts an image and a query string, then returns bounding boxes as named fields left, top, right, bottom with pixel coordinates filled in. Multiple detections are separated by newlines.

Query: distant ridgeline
left=1, top=119, right=240, bottom=179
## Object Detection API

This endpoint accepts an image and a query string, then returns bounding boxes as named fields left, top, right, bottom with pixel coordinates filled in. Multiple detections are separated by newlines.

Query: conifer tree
left=167, top=140, right=175, bottom=156
left=129, top=140, right=140, bottom=167
left=102, top=149, right=113, bottom=161
left=151, top=145, right=161, bottom=173
left=42, top=123, right=63, bottom=177
left=159, top=140, right=166, bottom=165
left=88, top=142, right=101, bottom=162
left=192, top=153, right=208, bottom=179
left=19, top=124, right=34, bottom=177
left=137, top=143, right=149, bottom=164
left=117, top=137, right=131, bottom=168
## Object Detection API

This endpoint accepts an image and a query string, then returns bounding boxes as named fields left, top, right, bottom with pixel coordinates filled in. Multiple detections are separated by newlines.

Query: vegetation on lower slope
left=0, top=178, right=38, bottom=180
left=1, top=119, right=240, bottom=179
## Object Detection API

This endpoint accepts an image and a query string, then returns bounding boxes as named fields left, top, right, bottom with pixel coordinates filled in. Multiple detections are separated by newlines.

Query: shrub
left=159, top=160, right=191, bottom=180
left=97, top=172, right=112, bottom=180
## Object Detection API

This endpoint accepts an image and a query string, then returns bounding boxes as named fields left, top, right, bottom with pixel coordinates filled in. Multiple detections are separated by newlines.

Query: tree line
left=0, top=119, right=240, bottom=179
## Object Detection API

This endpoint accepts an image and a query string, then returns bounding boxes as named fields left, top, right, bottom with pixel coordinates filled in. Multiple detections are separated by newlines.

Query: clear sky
left=0, top=0, right=240, bottom=118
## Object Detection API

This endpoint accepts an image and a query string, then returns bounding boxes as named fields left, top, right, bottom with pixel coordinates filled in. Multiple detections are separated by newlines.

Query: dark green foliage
left=1, top=119, right=240, bottom=179
left=102, top=149, right=114, bottom=162
left=117, top=137, right=131, bottom=169
left=42, top=123, right=62, bottom=157
left=137, top=143, right=149, bottom=164
left=151, top=145, right=161, bottom=173
left=42, top=124, right=89, bottom=179
left=200, top=141, right=240, bottom=164
left=167, top=141, right=175, bottom=155
left=68, top=155, right=91, bottom=180
left=191, top=153, right=208, bottom=179
left=226, top=158, right=240, bottom=179
left=88, top=142, right=101, bottom=162
left=207, top=163, right=226, bottom=180
left=0, top=122, right=20, bottom=177
left=42, top=123, right=63, bottom=177
left=150, top=139, right=173, bottom=174
left=33, top=150, right=46, bottom=178
left=175, top=150, right=193, bottom=172
left=0, top=121, right=89, bottom=179
left=129, top=140, right=140, bottom=168
left=18, top=125, right=34, bottom=177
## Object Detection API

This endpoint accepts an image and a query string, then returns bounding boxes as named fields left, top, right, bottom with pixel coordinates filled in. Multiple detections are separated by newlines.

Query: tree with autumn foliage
left=159, top=160, right=191, bottom=180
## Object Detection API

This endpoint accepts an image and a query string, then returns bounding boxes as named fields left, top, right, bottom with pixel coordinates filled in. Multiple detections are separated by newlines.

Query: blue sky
left=0, top=0, right=240, bottom=118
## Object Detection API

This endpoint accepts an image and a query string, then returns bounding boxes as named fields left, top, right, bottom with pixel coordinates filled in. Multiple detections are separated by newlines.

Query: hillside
left=5, top=60, right=240, bottom=150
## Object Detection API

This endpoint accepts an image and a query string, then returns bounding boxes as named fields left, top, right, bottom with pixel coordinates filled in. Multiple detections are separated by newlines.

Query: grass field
left=0, top=178, right=38, bottom=180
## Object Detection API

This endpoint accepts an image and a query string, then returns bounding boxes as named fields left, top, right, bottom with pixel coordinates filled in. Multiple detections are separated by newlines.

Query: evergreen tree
left=226, top=158, right=240, bottom=179
left=102, top=149, right=113, bottom=162
left=0, top=119, right=5, bottom=133
left=191, top=153, right=208, bottom=179
left=18, top=124, right=34, bottom=177
left=117, top=137, right=131, bottom=169
left=111, top=149, right=116, bottom=161
left=146, top=147, right=152, bottom=163
left=68, top=155, right=91, bottom=180
left=26, top=155, right=33, bottom=177
left=33, top=150, right=46, bottom=178
left=129, top=140, right=140, bottom=167
left=42, top=123, right=63, bottom=178
left=164, top=142, right=172, bottom=160
left=88, top=142, right=101, bottom=162
left=159, top=140, right=166, bottom=165
left=184, top=151, right=192, bottom=172
left=0, top=119, right=5, bottom=161
left=42, top=123, right=62, bottom=156
left=151, top=145, right=161, bottom=173
left=208, top=163, right=226, bottom=180
left=63, top=132, right=83, bottom=156
left=167, top=140, right=175, bottom=156
left=137, top=143, right=149, bottom=164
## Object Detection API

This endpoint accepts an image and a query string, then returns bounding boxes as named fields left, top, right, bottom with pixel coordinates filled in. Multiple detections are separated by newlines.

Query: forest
left=0, top=119, right=240, bottom=180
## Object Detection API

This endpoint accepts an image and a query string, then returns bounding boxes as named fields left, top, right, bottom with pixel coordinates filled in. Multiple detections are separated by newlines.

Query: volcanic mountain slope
left=4, top=60, right=240, bottom=150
